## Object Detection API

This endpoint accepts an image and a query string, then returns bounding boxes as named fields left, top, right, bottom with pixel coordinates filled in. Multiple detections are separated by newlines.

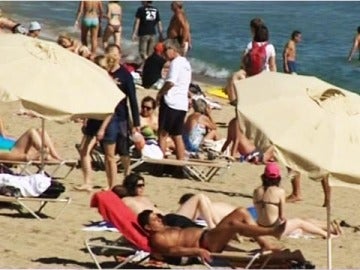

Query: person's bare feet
left=286, top=194, right=303, bottom=203
left=332, top=220, right=344, bottom=235
left=74, top=184, right=93, bottom=193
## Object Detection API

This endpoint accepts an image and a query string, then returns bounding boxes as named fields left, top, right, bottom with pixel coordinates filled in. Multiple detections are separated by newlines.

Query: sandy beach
left=0, top=81, right=360, bottom=269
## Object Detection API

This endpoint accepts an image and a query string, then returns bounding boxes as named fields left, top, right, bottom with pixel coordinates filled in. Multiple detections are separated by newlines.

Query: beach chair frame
left=0, top=159, right=77, bottom=180
left=0, top=195, right=71, bottom=220
left=129, top=157, right=231, bottom=182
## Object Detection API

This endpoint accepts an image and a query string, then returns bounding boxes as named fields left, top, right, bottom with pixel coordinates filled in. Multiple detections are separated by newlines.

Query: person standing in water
left=75, top=1, right=103, bottom=54
left=103, top=1, right=122, bottom=49
left=283, top=30, right=302, bottom=74
left=348, top=26, right=360, bottom=62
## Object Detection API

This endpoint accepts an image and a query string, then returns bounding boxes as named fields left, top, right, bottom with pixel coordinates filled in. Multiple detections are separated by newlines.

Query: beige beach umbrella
left=235, top=72, right=360, bottom=269
left=0, top=33, right=124, bottom=122
left=0, top=34, right=124, bottom=165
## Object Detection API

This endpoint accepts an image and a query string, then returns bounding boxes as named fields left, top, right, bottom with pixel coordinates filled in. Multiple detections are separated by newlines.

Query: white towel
left=0, top=173, right=51, bottom=197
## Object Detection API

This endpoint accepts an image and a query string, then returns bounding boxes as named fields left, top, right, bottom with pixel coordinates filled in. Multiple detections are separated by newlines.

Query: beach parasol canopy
left=236, top=72, right=360, bottom=269
left=235, top=72, right=360, bottom=188
left=0, top=33, right=124, bottom=122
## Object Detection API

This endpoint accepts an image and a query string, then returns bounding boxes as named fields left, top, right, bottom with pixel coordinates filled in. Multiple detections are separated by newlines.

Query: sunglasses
left=136, top=183, right=145, bottom=188
left=141, top=105, right=153, bottom=110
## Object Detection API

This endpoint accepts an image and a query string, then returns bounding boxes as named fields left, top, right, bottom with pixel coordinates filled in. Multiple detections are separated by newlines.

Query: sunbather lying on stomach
left=0, top=118, right=62, bottom=161
left=137, top=208, right=286, bottom=263
left=113, top=173, right=228, bottom=229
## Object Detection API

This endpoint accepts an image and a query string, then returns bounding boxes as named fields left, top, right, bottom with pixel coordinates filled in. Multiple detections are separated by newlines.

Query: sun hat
left=29, top=21, right=41, bottom=31
left=263, top=162, right=281, bottom=179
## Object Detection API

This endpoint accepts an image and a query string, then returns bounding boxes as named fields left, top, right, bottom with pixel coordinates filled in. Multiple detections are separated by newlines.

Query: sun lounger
left=0, top=195, right=71, bottom=220
left=0, top=159, right=77, bottom=180
left=85, top=191, right=283, bottom=269
left=129, top=157, right=231, bottom=182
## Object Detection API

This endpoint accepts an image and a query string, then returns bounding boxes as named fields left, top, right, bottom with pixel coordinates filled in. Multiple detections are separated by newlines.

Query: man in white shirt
left=156, top=39, right=191, bottom=160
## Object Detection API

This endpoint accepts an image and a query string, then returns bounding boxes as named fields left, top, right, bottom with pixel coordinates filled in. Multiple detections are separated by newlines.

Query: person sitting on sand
left=183, top=98, right=219, bottom=154
left=0, top=118, right=62, bottom=162
left=137, top=208, right=285, bottom=263
left=221, top=117, right=274, bottom=163
left=253, top=162, right=342, bottom=239
left=113, top=172, right=226, bottom=228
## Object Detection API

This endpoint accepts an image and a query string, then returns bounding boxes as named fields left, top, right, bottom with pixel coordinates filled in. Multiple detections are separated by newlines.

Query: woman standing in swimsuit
left=102, top=1, right=122, bottom=49
left=75, top=1, right=103, bottom=54
left=253, top=162, right=342, bottom=238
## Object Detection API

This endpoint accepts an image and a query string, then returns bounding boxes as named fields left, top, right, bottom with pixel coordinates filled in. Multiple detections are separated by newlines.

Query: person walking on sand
left=74, top=55, right=108, bottom=193
left=103, top=1, right=122, bottom=49
left=348, top=26, right=360, bottom=62
left=225, top=18, right=265, bottom=105
left=167, top=1, right=191, bottom=56
left=283, top=30, right=302, bottom=74
left=156, top=39, right=191, bottom=160
left=132, top=1, right=163, bottom=65
left=96, top=44, right=140, bottom=189
left=75, top=1, right=103, bottom=54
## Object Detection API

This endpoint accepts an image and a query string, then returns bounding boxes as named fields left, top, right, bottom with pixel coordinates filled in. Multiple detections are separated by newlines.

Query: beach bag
left=245, top=41, right=268, bottom=76
left=39, top=180, right=65, bottom=199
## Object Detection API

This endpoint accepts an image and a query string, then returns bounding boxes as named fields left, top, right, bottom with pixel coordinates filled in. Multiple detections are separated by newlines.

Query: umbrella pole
left=327, top=198, right=332, bottom=270
left=40, top=118, right=45, bottom=171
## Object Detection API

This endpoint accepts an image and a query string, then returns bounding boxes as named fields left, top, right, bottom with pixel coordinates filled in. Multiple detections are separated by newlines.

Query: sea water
left=1, top=1, right=359, bottom=92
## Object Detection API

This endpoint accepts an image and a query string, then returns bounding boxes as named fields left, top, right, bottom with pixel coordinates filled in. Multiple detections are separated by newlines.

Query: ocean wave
left=189, top=58, right=230, bottom=79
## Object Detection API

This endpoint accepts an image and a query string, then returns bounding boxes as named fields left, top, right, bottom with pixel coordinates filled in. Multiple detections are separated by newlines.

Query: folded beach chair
left=0, top=159, right=78, bottom=180
left=85, top=191, right=282, bottom=269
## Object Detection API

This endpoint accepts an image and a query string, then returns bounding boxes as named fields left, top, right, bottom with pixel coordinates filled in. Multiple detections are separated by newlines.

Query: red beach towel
left=90, top=191, right=151, bottom=252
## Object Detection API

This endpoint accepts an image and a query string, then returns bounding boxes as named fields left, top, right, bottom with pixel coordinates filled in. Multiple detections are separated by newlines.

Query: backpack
left=244, top=41, right=268, bottom=76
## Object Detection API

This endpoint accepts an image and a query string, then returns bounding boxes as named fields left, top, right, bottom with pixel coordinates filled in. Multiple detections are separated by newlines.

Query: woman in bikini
left=183, top=99, right=218, bottom=155
left=0, top=118, right=62, bottom=162
left=253, top=162, right=342, bottom=239
left=75, top=1, right=103, bottom=54
left=102, top=1, right=122, bottom=49
left=113, top=173, right=223, bottom=228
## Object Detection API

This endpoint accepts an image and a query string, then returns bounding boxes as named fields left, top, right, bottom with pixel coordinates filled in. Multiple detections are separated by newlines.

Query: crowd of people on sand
left=1, top=1, right=359, bottom=265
